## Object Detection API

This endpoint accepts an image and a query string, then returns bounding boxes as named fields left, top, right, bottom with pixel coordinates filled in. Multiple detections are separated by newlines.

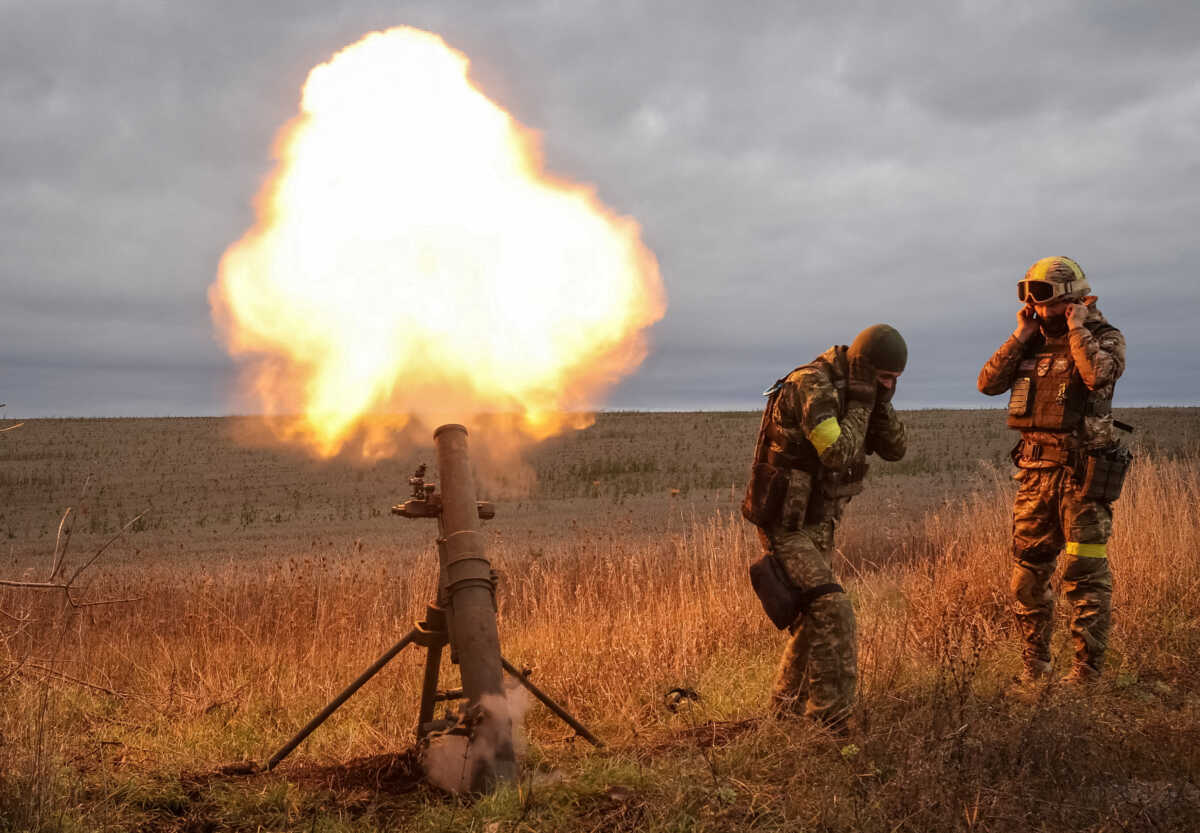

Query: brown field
left=1, top=408, right=1199, bottom=832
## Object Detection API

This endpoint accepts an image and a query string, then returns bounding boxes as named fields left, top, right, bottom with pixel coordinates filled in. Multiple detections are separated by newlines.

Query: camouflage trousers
left=1011, top=465, right=1114, bottom=673
left=758, top=518, right=856, bottom=727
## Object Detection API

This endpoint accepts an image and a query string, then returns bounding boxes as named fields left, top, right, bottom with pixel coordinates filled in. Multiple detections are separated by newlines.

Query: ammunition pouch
left=748, top=553, right=844, bottom=630
left=805, top=461, right=868, bottom=524
left=1007, top=322, right=1118, bottom=432
left=821, top=461, right=869, bottom=499
left=1078, top=445, right=1133, bottom=503
left=742, top=461, right=790, bottom=528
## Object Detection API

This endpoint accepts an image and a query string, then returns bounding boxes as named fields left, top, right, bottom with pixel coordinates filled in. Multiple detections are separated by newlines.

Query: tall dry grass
left=1, top=453, right=1198, bottom=830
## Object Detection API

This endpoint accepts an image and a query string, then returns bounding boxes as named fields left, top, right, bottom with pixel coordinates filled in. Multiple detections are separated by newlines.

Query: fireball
left=210, top=27, right=665, bottom=458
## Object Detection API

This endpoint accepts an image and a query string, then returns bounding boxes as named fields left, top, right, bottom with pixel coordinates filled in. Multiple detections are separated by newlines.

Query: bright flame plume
left=211, top=27, right=665, bottom=459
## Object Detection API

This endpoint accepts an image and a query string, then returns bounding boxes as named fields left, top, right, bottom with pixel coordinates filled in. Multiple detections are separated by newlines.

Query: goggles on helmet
left=1017, top=279, right=1064, bottom=304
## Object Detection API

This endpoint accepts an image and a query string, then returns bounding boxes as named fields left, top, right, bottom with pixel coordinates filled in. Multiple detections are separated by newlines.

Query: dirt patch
left=286, top=749, right=426, bottom=795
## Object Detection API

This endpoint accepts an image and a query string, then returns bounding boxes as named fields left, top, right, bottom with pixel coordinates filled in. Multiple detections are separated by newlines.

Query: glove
left=868, top=403, right=892, bottom=438
left=875, top=380, right=895, bottom=406
left=846, top=355, right=877, bottom=406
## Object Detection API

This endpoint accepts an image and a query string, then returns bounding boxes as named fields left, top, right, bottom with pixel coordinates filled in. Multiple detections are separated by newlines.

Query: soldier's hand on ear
left=1066, top=302, right=1088, bottom=330
left=846, top=356, right=877, bottom=406
left=875, top=380, right=895, bottom=406
left=1015, top=305, right=1039, bottom=342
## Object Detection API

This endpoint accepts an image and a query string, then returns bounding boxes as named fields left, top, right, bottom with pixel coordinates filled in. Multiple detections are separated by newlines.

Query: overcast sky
left=3, top=0, right=1198, bottom=418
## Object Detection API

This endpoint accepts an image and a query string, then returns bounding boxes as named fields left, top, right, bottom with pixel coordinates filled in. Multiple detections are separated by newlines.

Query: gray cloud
left=2, top=0, right=1197, bottom=417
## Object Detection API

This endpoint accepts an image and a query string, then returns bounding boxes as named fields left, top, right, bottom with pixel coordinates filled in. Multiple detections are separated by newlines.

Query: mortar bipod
left=260, top=601, right=448, bottom=772
left=258, top=599, right=601, bottom=772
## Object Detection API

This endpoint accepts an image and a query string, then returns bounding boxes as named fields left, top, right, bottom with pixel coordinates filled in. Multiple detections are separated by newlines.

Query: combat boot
left=1017, top=658, right=1052, bottom=685
left=1060, top=663, right=1101, bottom=686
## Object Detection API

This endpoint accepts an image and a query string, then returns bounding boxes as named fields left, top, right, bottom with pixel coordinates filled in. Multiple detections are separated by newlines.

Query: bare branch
left=0, top=422, right=23, bottom=433
left=48, top=507, right=72, bottom=582
left=49, top=476, right=93, bottom=582
left=0, top=579, right=70, bottom=590
left=1, top=510, right=146, bottom=600
left=0, top=656, right=31, bottom=686
left=18, top=663, right=128, bottom=698
left=67, top=595, right=144, bottom=609
left=64, top=511, right=146, bottom=589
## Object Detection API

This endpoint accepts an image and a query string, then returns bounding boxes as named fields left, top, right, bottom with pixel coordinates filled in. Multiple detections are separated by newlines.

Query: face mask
left=1040, top=314, right=1069, bottom=337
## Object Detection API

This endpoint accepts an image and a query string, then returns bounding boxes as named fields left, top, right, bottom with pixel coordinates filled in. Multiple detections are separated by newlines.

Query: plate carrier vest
left=1007, top=321, right=1117, bottom=433
left=742, top=350, right=868, bottom=528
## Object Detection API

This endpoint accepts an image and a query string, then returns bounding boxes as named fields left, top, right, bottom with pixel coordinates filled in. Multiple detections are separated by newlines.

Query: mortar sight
left=391, top=464, right=495, bottom=520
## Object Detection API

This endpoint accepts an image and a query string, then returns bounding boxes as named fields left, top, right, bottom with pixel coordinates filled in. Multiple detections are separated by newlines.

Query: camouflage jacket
left=768, top=345, right=907, bottom=471
left=978, top=303, right=1126, bottom=455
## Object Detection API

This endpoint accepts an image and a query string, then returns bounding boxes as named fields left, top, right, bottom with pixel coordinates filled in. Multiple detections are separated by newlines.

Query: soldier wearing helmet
left=978, top=257, right=1128, bottom=685
left=743, top=324, right=908, bottom=728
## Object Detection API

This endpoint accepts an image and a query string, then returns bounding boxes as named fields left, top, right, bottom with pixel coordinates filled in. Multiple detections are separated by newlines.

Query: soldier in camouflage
left=744, top=324, right=908, bottom=728
left=978, top=256, right=1127, bottom=684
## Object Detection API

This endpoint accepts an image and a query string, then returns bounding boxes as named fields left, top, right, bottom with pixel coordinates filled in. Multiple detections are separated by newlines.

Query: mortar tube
left=433, top=424, right=516, bottom=788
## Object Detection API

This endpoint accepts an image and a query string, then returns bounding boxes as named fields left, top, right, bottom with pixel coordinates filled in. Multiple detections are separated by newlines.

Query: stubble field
left=1, top=408, right=1199, bottom=832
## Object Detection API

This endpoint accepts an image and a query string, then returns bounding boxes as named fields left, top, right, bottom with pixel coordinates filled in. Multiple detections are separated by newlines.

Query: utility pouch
left=821, top=462, right=870, bottom=499
left=1009, top=377, right=1033, bottom=417
left=748, top=553, right=803, bottom=630
left=1079, top=445, right=1133, bottom=503
left=804, top=461, right=868, bottom=524
left=741, top=461, right=789, bottom=528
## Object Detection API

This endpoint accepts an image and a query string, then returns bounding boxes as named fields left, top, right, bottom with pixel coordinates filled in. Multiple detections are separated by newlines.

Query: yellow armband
left=809, top=417, right=842, bottom=455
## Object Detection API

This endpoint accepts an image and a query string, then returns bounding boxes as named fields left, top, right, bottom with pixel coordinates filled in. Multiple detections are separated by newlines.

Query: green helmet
left=848, top=324, right=907, bottom=374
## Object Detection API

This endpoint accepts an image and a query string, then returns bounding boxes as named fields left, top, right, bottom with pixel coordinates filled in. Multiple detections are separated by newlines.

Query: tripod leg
left=416, top=640, right=444, bottom=738
left=265, top=628, right=420, bottom=771
left=501, top=657, right=603, bottom=748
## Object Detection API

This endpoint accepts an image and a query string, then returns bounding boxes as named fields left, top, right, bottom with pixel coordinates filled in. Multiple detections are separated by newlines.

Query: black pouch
left=1080, top=445, right=1133, bottom=502
left=748, top=553, right=803, bottom=630
left=741, top=461, right=789, bottom=527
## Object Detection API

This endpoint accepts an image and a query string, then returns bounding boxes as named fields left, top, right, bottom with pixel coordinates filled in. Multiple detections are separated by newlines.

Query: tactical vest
left=765, top=355, right=848, bottom=474
left=1007, top=322, right=1115, bottom=432
left=742, top=352, right=867, bottom=527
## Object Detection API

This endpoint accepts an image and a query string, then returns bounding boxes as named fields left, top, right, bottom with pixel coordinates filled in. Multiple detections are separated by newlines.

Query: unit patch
left=1037, top=357, right=1053, bottom=377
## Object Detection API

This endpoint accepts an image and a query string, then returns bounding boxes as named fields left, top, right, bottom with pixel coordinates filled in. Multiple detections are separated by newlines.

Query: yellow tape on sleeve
left=1066, top=542, right=1108, bottom=558
left=809, top=417, right=842, bottom=456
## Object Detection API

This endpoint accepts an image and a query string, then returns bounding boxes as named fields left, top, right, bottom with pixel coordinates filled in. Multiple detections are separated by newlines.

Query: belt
left=1014, top=438, right=1075, bottom=467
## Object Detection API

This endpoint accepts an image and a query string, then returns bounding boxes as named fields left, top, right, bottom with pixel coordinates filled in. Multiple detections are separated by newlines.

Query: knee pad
left=1011, top=561, right=1053, bottom=608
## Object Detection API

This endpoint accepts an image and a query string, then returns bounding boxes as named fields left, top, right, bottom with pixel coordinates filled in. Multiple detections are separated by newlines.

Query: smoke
left=421, top=682, right=530, bottom=793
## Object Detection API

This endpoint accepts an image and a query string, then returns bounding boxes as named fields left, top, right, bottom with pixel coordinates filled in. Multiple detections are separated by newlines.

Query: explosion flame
left=210, top=27, right=665, bottom=458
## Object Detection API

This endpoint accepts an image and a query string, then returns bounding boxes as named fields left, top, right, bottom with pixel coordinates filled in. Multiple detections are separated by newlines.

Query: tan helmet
left=1017, top=256, right=1091, bottom=304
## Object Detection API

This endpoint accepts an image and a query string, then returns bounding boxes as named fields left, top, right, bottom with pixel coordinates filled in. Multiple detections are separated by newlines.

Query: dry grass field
left=1, top=408, right=1199, bottom=832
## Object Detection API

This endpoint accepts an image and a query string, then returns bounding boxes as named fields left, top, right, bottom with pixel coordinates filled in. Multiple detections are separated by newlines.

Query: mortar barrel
left=432, top=423, right=516, bottom=786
